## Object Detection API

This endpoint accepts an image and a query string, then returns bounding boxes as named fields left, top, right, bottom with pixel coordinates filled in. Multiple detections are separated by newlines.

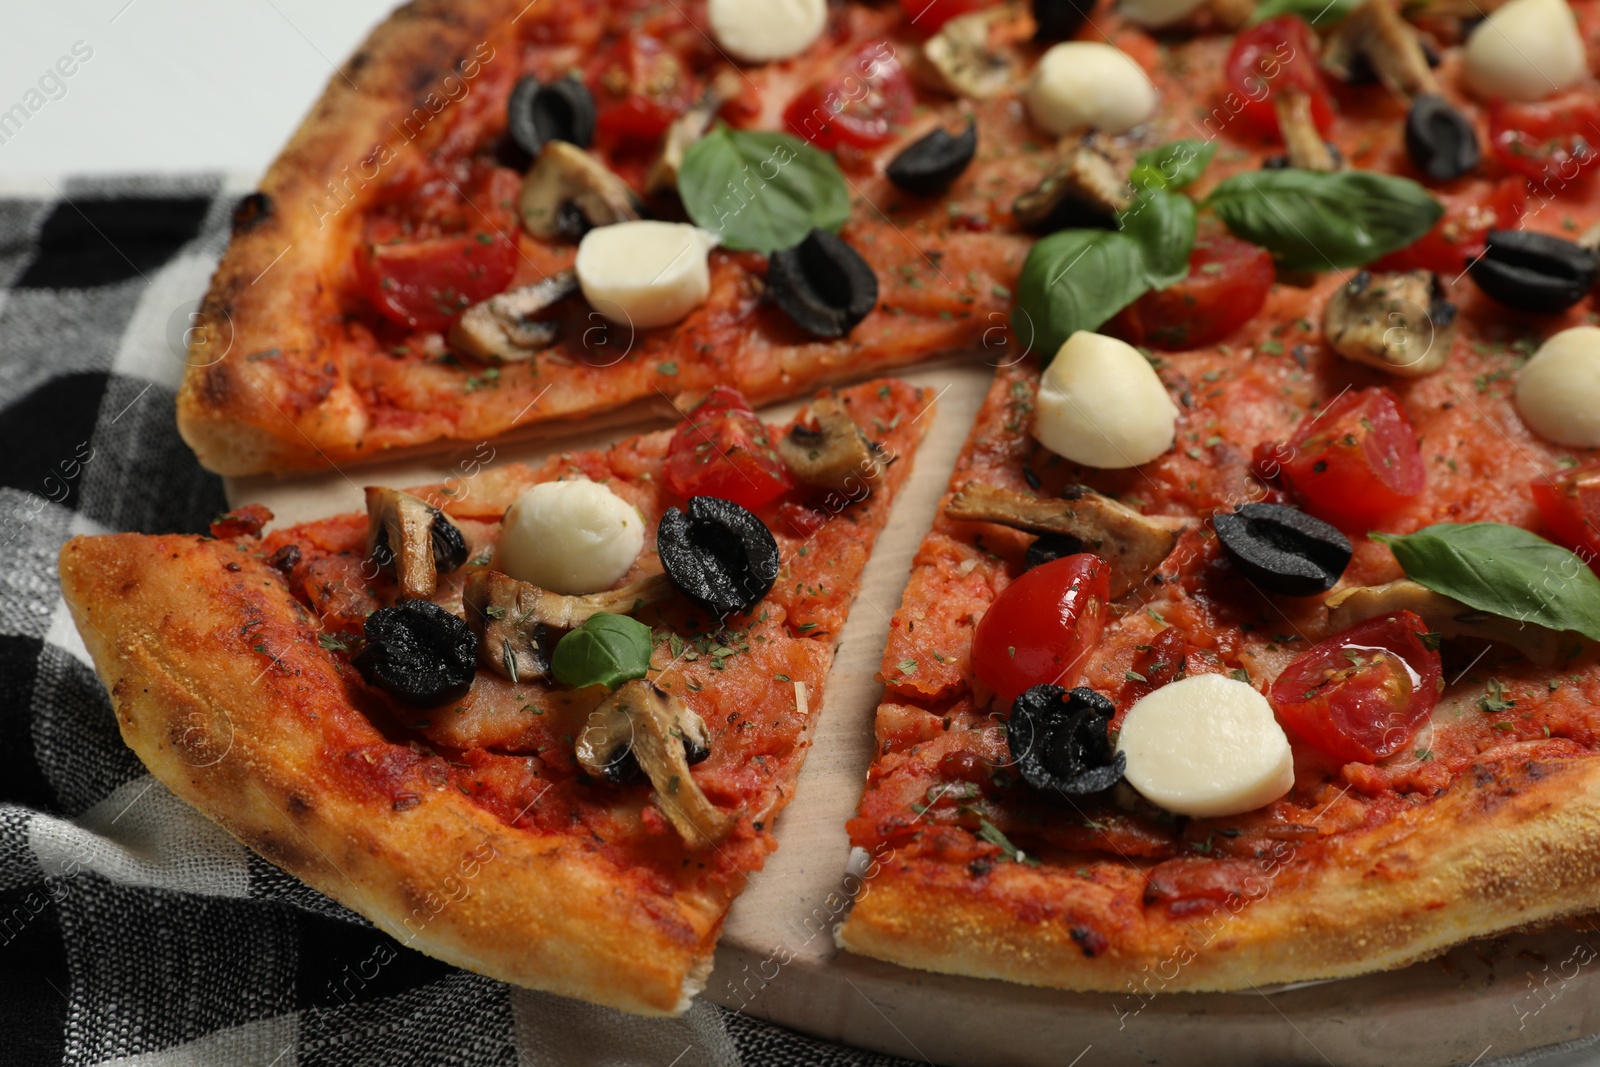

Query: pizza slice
left=62, top=379, right=930, bottom=1015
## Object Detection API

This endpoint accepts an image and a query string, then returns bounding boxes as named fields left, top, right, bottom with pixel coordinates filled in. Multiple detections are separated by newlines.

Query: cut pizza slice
left=62, top=379, right=930, bottom=1016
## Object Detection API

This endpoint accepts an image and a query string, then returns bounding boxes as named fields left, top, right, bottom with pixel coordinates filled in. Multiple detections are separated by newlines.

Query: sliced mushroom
left=1326, top=0, right=1439, bottom=98
left=647, top=69, right=743, bottom=198
left=449, top=271, right=580, bottom=364
left=919, top=8, right=1021, bottom=99
left=365, top=487, right=469, bottom=600
left=945, top=483, right=1181, bottom=598
left=776, top=395, right=888, bottom=493
left=1325, top=580, right=1570, bottom=665
left=576, top=679, right=732, bottom=846
left=1324, top=269, right=1457, bottom=377
left=1577, top=217, right=1600, bottom=254
left=519, top=141, right=642, bottom=242
left=1273, top=89, right=1340, bottom=172
left=1013, top=135, right=1134, bottom=231
left=1206, top=0, right=1256, bottom=30
left=462, top=568, right=674, bottom=683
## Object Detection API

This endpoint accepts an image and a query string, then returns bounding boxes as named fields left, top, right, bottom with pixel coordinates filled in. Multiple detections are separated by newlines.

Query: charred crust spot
left=231, top=192, right=273, bottom=234
left=287, top=794, right=313, bottom=817
left=1069, top=925, right=1106, bottom=958
left=200, top=362, right=235, bottom=410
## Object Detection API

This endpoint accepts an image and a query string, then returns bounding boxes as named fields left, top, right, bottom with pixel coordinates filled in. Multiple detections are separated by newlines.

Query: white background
left=0, top=0, right=398, bottom=178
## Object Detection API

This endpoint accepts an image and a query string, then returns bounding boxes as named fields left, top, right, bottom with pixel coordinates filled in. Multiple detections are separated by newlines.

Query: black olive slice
left=507, top=75, right=596, bottom=160
left=1404, top=95, right=1480, bottom=182
left=1031, top=0, right=1091, bottom=41
left=429, top=514, right=470, bottom=573
left=1469, top=229, right=1600, bottom=314
left=1008, top=685, right=1124, bottom=797
left=1212, top=503, right=1352, bottom=597
left=658, top=496, right=780, bottom=622
left=768, top=229, right=879, bottom=339
left=886, top=121, right=978, bottom=196
left=352, top=599, right=478, bottom=708
left=1023, top=531, right=1085, bottom=572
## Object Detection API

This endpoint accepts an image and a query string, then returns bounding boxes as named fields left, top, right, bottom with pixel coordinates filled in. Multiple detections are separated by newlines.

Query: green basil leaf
left=1130, top=140, right=1217, bottom=192
left=677, top=126, right=852, bottom=254
left=1013, top=229, right=1151, bottom=362
left=1119, top=189, right=1197, bottom=290
left=1206, top=169, right=1443, bottom=271
left=551, top=613, right=654, bottom=690
left=1371, top=523, right=1600, bottom=642
left=1247, top=0, right=1360, bottom=25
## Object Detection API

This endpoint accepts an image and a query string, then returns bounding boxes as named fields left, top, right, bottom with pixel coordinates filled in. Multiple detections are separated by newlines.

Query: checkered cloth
left=0, top=174, right=920, bottom=1067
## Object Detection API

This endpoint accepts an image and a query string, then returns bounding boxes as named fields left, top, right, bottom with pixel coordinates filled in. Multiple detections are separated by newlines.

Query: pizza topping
left=885, top=119, right=978, bottom=196
left=1404, top=95, right=1481, bottom=182
left=1467, top=229, right=1598, bottom=314
left=1269, top=611, right=1441, bottom=763
left=496, top=479, right=645, bottom=596
left=1532, top=460, right=1600, bottom=570
left=1373, top=177, right=1525, bottom=276
left=768, top=229, right=879, bottom=338
left=790, top=40, right=916, bottom=149
left=1008, top=684, right=1125, bottom=796
left=1113, top=235, right=1275, bottom=350
left=1323, top=269, right=1457, bottom=377
left=551, top=613, right=656, bottom=691
left=1012, top=136, right=1134, bottom=232
left=1119, top=0, right=1208, bottom=30
left=646, top=70, right=743, bottom=198
left=1030, top=0, right=1091, bottom=41
left=658, top=496, right=780, bottom=623
left=1031, top=330, right=1178, bottom=470
left=449, top=270, right=580, bottom=363
left=1329, top=0, right=1439, bottom=100
left=1023, top=531, right=1084, bottom=572
left=945, top=483, right=1179, bottom=598
left=922, top=9, right=1022, bottom=100
left=1488, top=91, right=1600, bottom=185
left=1462, top=0, right=1585, bottom=104
left=1118, top=674, right=1295, bottom=818
left=707, top=0, right=826, bottom=64
left=518, top=141, right=642, bottom=242
left=777, top=394, right=887, bottom=493
left=971, top=553, right=1110, bottom=705
left=506, top=75, right=597, bottom=162
left=677, top=127, right=853, bottom=254
left=357, top=227, right=521, bottom=334
left=364, top=487, right=468, bottom=601
left=1274, top=386, right=1425, bottom=529
left=1212, top=503, right=1352, bottom=597
left=1025, top=42, right=1156, bottom=136
left=664, top=387, right=792, bottom=510
left=575, top=220, right=717, bottom=329
left=351, top=599, right=478, bottom=708
left=1225, top=17, right=1336, bottom=142
left=1272, top=90, right=1341, bottom=172
left=1324, top=580, right=1568, bottom=665
left=576, top=680, right=731, bottom=846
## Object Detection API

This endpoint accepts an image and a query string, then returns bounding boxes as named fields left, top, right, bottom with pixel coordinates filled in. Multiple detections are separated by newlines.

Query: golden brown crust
left=59, top=531, right=720, bottom=1015
left=841, top=751, right=1600, bottom=994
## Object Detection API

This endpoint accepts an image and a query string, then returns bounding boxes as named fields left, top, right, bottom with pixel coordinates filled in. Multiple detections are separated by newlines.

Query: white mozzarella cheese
left=1024, top=42, right=1157, bottom=136
left=1463, top=0, right=1586, bottom=103
left=1117, top=674, right=1295, bottom=819
left=496, top=479, right=645, bottom=596
left=1032, top=330, right=1178, bottom=469
left=708, top=0, right=827, bottom=64
left=1515, top=326, right=1600, bottom=448
left=1119, top=0, right=1209, bottom=29
left=576, top=221, right=716, bottom=330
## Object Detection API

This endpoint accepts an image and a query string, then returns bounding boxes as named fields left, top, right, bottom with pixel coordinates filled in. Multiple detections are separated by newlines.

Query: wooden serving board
left=229, top=362, right=1600, bottom=1067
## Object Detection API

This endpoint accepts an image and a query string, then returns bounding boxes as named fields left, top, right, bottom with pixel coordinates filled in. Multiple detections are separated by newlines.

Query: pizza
left=835, top=0, right=1600, bottom=997
left=61, top=379, right=930, bottom=1015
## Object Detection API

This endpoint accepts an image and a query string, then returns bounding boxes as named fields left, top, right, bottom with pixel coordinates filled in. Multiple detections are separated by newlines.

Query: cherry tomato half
left=1112, top=236, right=1276, bottom=351
left=1223, top=17, right=1336, bottom=141
left=1269, top=610, right=1442, bottom=763
left=1532, top=462, right=1600, bottom=573
left=588, top=34, right=699, bottom=147
left=784, top=41, right=914, bottom=151
left=972, top=553, right=1110, bottom=705
left=897, top=0, right=987, bottom=35
left=1372, top=177, right=1527, bottom=276
left=1278, top=388, right=1426, bottom=530
left=1489, top=91, right=1600, bottom=187
left=664, top=386, right=792, bottom=511
left=357, top=230, right=518, bottom=333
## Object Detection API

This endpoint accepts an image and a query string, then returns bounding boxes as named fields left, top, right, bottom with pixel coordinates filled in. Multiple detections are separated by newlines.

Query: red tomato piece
left=1269, top=611, right=1442, bottom=763
left=209, top=503, right=274, bottom=540
left=897, top=0, right=987, bottom=35
left=664, top=387, right=792, bottom=511
left=1489, top=91, right=1600, bottom=186
left=1112, top=236, right=1276, bottom=351
left=588, top=34, right=699, bottom=146
left=1278, top=388, right=1426, bottom=529
left=357, top=230, right=518, bottom=333
left=1532, top=462, right=1600, bottom=572
left=1223, top=17, right=1336, bottom=141
left=971, top=554, right=1111, bottom=705
left=1372, top=177, right=1527, bottom=275
left=784, top=41, right=914, bottom=151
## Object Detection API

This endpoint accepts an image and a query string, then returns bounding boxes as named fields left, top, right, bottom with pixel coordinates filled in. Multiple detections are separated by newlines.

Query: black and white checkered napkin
left=0, top=174, right=921, bottom=1067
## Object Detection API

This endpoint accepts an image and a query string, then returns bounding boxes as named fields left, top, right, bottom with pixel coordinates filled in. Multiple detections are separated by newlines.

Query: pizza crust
left=59, top=531, right=723, bottom=1015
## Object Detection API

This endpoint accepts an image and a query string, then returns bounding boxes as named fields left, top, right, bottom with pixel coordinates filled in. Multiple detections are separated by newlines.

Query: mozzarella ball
left=1032, top=330, right=1178, bottom=469
left=496, top=479, right=644, bottom=596
left=576, top=221, right=716, bottom=330
left=1463, top=0, right=1586, bottom=103
left=1515, top=327, right=1600, bottom=448
left=1118, top=674, right=1295, bottom=819
left=708, top=0, right=826, bottom=64
left=1119, top=0, right=1208, bottom=29
left=1025, top=43, right=1157, bottom=137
